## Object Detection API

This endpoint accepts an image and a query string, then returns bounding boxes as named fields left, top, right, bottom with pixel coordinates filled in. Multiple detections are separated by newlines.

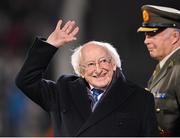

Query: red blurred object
left=159, top=129, right=172, bottom=137
left=45, top=126, right=54, bottom=137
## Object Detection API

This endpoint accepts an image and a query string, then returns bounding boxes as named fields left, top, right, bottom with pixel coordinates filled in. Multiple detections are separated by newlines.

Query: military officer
left=138, top=5, right=180, bottom=136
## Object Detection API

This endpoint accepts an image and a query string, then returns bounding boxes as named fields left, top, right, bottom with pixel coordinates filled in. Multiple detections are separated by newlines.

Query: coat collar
left=69, top=76, right=134, bottom=136
left=68, top=78, right=92, bottom=120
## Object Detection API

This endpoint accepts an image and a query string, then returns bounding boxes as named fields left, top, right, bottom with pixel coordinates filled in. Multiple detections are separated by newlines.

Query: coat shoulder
left=126, top=80, right=153, bottom=97
left=57, top=74, right=80, bottom=83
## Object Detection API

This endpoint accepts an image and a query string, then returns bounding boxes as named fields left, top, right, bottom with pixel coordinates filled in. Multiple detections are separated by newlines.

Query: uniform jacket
left=16, top=38, right=159, bottom=136
left=148, top=48, right=180, bottom=136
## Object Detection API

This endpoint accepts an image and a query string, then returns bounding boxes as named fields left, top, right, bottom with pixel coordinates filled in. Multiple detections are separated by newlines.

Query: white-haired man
left=16, top=20, right=159, bottom=136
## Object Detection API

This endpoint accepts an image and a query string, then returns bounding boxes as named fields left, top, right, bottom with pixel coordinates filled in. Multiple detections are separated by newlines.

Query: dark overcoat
left=16, top=38, right=159, bottom=136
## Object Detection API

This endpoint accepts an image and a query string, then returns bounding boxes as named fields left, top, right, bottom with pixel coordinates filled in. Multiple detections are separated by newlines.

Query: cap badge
left=143, top=10, right=150, bottom=22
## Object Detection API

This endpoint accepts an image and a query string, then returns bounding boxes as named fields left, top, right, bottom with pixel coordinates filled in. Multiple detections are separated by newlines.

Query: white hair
left=71, top=41, right=121, bottom=76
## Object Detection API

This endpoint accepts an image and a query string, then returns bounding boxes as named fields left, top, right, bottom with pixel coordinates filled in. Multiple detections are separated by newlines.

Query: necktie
left=88, top=88, right=103, bottom=109
left=92, top=88, right=103, bottom=102
left=152, top=64, right=160, bottom=80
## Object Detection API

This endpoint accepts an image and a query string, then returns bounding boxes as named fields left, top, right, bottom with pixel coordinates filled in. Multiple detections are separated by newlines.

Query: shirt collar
left=159, top=47, right=180, bottom=69
left=89, top=84, right=105, bottom=92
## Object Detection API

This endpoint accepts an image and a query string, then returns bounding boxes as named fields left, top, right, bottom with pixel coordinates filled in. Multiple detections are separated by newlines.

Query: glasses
left=80, top=57, right=112, bottom=71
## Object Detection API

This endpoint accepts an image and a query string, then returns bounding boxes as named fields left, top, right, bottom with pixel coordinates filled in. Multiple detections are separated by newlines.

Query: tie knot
left=92, top=88, right=103, bottom=94
left=91, top=88, right=103, bottom=101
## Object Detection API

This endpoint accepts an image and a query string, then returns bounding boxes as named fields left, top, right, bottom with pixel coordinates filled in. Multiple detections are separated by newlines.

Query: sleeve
left=15, top=37, right=58, bottom=111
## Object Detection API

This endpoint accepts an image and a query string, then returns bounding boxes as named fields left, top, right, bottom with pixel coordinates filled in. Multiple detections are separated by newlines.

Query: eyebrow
left=85, top=56, right=109, bottom=62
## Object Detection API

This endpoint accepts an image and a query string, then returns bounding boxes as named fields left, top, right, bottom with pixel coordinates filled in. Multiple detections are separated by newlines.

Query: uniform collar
left=159, top=47, right=180, bottom=68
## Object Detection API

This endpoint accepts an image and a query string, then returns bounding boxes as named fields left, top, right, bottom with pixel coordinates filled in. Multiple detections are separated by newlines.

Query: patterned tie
left=92, top=88, right=103, bottom=102
left=88, top=88, right=103, bottom=109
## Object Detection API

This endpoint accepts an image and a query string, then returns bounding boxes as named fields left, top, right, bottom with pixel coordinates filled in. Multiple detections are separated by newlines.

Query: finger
left=65, top=36, right=77, bottom=42
left=55, top=20, right=62, bottom=31
left=65, top=21, right=76, bottom=34
left=61, top=20, right=71, bottom=31
left=69, top=27, right=79, bottom=37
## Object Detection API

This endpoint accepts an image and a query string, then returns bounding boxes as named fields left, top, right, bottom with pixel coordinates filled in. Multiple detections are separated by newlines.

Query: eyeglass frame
left=79, top=56, right=113, bottom=71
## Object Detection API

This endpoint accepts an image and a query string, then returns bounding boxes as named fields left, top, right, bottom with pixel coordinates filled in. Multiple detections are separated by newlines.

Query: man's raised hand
left=47, top=20, right=79, bottom=48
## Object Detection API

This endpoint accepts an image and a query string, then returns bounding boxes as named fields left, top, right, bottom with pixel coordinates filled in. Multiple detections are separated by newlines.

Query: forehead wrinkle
left=81, top=44, right=110, bottom=62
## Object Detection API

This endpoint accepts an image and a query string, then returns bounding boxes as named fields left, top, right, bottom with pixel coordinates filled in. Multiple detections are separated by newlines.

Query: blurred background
left=0, top=0, right=179, bottom=136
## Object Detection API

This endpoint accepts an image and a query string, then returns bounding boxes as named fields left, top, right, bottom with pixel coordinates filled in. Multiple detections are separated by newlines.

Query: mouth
left=147, top=45, right=154, bottom=52
left=148, top=48, right=154, bottom=53
left=92, top=73, right=107, bottom=79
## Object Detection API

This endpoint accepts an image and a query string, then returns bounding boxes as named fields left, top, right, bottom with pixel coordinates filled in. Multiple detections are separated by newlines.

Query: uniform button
left=156, top=108, right=161, bottom=112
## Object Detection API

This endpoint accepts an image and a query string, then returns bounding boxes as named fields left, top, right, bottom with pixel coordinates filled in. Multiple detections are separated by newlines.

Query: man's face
left=80, top=43, right=116, bottom=90
left=144, top=28, right=175, bottom=61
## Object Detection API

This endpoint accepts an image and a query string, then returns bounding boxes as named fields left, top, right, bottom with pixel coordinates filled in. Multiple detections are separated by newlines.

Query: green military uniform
left=138, top=5, right=180, bottom=136
left=148, top=48, right=180, bottom=135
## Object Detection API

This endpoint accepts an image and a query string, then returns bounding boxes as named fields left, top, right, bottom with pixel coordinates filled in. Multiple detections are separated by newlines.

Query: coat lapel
left=76, top=77, right=134, bottom=135
left=148, top=65, right=170, bottom=89
left=68, top=78, right=91, bottom=120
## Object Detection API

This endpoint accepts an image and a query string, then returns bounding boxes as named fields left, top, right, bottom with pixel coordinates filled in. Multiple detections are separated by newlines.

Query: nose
left=94, top=63, right=102, bottom=74
left=144, top=35, right=150, bottom=45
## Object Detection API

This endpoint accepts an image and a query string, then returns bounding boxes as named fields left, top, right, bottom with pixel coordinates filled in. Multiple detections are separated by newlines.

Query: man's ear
left=113, top=63, right=117, bottom=71
left=111, top=59, right=117, bottom=71
left=172, top=30, right=180, bottom=44
left=80, top=69, right=85, bottom=78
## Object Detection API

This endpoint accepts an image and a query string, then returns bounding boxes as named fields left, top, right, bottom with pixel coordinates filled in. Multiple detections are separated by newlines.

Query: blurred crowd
left=0, top=0, right=90, bottom=136
left=0, top=0, right=64, bottom=136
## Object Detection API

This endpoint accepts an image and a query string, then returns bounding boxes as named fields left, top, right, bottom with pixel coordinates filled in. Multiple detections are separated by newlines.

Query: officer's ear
left=172, top=29, right=180, bottom=44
